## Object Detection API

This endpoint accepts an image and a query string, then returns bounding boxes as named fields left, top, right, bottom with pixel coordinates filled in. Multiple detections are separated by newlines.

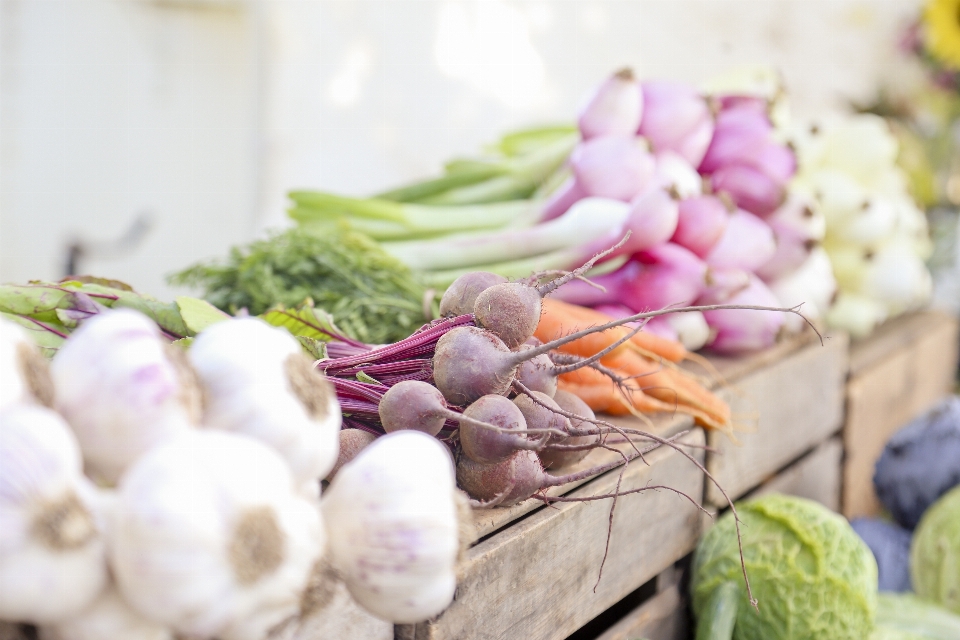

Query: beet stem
left=536, top=233, right=631, bottom=297
left=440, top=407, right=568, bottom=440
left=515, top=302, right=820, bottom=365
left=547, top=319, right=649, bottom=375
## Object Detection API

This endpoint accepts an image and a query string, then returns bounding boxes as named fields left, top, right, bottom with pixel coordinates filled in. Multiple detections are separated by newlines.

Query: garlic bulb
left=38, top=585, right=173, bottom=640
left=1, top=318, right=53, bottom=410
left=111, top=430, right=323, bottom=640
left=189, top=318, right=341, bottom=485
left=0, top=404, right=108, bottom=624
left=51, top=309, right=199, bottom=484
left=322, top=430, right=464, bottom=624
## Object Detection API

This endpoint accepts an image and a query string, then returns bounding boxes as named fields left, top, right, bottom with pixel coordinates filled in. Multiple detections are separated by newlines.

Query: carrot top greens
left=170, top=228, right=433, bottom=345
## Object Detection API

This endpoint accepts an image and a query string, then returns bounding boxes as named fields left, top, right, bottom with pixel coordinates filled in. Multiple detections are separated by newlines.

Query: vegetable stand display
left=842, top=310, right=960, bottom=519
left=395, top=326, right=848, bottom=640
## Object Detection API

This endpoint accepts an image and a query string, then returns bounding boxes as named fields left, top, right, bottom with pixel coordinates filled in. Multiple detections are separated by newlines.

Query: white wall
left=1, top=0, right=926, bottom=298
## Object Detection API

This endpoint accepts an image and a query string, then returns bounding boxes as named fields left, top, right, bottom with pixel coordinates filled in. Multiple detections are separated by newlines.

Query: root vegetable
left=51, top=309, right=199, bottom=484
left=322, top=431, right=463, bottom=624
left=438, top=272, right=507, bottom=317
left=111, top=431, right=324, bottom=640
left=578, top=68, right=643, bottom=139
left=189, top=317, right=341, bottom=485
left=537, top=390, right=600, bottom=469
left=458, top=394, right=547, bottom=465
left=38, top=585, right=173, bottom=640
left=0, top=405, right=108, bottom=624
left=325, top=429, right=378, bottom=482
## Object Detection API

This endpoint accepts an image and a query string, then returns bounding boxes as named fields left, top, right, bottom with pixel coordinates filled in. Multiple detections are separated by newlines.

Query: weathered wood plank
left=470, top=414, right=692, bottom=541
left=411, top=430, right=706, bottom=640
left=849, top=310, right=956, bottom=377
left=287, top=581, right=392, bottom=640
left=749, top=437, right=843, bottom=512
left=593, top=584, right=688, bottom=640
left=705, top=332, right=849, bottom=506
left=843, top=311, right=959, bottom=519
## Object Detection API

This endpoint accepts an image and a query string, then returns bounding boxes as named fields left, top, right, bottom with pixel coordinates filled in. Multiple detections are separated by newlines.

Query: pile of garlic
left=0, top=311, right=468, bottom=639
left=790, top=114, right=933, bottom=338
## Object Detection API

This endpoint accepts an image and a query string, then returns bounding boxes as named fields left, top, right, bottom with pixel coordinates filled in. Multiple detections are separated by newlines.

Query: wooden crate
left=842, top=310, right=959, bottom=519
left=594, top=565, right=689, bottom=640
left=399, top=428, right=706, bottom=640
left=748, top=437, right=843, bottom=511
left=703, top=330, right=849, bottom=506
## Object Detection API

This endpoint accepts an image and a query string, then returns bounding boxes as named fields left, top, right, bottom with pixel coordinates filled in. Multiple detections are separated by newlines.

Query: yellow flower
left=925, top=0, right=960, bottom=70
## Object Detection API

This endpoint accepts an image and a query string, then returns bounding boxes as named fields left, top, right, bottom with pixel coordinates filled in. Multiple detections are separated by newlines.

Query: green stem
left=375, top=164, right=506, bottom=202
left=419, top=251, right=627, bottom=290
left=696, top=582, right=739, bottom=640
left=291, top=199, right=537, bottom=242
left=419, top=134, right=577, bottom=206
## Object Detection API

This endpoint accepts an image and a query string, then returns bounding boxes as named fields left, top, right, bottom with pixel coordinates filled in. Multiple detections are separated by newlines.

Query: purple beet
left=458, top=395, right=544, bottom=465
left=538, top=390, right=600, bottom=469
left=439, top=271, right=509, bottom=317
left=514, top=347, right=558, bottom=398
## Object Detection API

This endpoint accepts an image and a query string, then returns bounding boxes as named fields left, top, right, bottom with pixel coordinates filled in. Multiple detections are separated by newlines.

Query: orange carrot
left=600, top=350, right=731, bottom=427
left=536, top=298, right=688, bottom=363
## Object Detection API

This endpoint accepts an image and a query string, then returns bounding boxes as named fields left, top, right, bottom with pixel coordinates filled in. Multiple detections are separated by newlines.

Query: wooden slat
left=848, top=310, right=955, bottom=377
left=408, top=430, right=706, bottom=640
left=749, top=437, right=843, bottom=512
left=593, top=584, right=688, bottom=640
left=470, top=413, right=692, bottom=541
left=287, top=581, right=392, bottom=640
left=842, top=311, right=959, bottom=519
left=705, top=332, right=849, bottom=506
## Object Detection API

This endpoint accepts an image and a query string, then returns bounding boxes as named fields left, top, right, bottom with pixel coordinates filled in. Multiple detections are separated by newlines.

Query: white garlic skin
left=0, top=319, right=28, bottom=410
left=322, top=431, right=460, bottom=624
left=189, top=318, right=341, bottom=486
left=51, top=309, right=195, bottom=484
left=38, top=585, right=173, bottom=640
left=0, top=405, right=108, bottom=624
left=111, top=430, right=324, bottom=640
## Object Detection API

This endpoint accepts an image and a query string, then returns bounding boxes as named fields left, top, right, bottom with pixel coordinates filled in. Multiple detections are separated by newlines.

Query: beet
left=514, top=348, right=558, bottom=397
left=456, top=450, right=546, bottom=506
left=326, top=429, right=378, bottom=482
left=458, top=395, right=542, bottom=465
left=378, top=380, right=453, bottom=436
left=473, top=282, right=543, bottom=349
left=538, top=390, right=600, bottom=469
left=432, top=326, right=518, bottom=405
left=439, top=272, right=508, bottom=317
left=513, top=391, right=570, bottom=436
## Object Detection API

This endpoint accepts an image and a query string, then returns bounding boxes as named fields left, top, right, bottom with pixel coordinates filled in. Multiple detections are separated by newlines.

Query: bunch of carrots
left=534, top=298, right=732, bottom=435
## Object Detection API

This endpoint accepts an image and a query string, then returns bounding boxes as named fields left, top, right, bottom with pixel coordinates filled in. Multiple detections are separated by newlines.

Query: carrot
left=557, top=365, right=729, bottom=432
left=600, top=350, right=731, bottom=427
left=536, top=298, right=687, bottom=363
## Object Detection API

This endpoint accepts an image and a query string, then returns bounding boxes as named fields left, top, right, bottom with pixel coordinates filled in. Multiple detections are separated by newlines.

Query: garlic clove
left=38, top=585, right=173, bottom=640
left=322, top=430, right=461, bottom=624
left=50, top=309, right=197, bottom=485
left=0, top=405, right=109, bottom=624
left=111, top=430, right=323, bottom=640
left=188, top=318, right=341, bottom=486
left=1, top=319, right=54, bottom=410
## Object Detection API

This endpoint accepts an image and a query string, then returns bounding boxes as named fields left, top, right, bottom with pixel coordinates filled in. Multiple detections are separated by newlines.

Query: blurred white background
left=0, top=0, right=926, bottom=298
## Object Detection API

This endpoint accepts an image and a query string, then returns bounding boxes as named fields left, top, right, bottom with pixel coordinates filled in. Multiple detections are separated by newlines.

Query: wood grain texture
left=593, top=585, right=688, bottom=640
left=284, top=581, right=393, bottom=640
left=749, top=437, right=843, bottom=511
left=843, top=311, right=959, bottom=519
left=409, top=430, right=706, bottom=640
left=705, top=332, right=849, bottom=506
